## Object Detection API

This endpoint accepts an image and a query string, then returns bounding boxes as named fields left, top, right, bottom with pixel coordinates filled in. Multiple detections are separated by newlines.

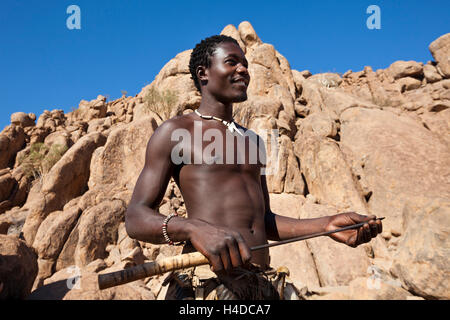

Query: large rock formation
left=391, top=199, right=449, bottom=299
left=0, top=23, right=448, bottom=300
left=429, top=33, right=450, bottom=78
left=0, top=234, right=38, bottom=299
left=21, top=131, right=107, bottom=245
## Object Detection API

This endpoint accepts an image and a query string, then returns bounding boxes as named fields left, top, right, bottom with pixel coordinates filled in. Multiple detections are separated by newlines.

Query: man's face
left=202, top=42, right=250, bottom=103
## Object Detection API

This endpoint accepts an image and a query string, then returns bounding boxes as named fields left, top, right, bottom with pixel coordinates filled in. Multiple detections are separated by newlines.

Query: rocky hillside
left=0, top=22, right=449, bottom=300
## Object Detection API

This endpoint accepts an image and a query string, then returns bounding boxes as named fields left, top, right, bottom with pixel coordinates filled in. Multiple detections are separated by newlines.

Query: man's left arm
left=261, top=175, right=382, bottom=248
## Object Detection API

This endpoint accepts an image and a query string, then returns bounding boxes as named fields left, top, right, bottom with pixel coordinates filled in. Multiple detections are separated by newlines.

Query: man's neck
left=197, top=94, right=233, bottom=122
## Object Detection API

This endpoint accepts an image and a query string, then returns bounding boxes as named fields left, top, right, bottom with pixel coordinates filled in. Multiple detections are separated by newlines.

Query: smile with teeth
left=232, top=79, right=248, bottom=86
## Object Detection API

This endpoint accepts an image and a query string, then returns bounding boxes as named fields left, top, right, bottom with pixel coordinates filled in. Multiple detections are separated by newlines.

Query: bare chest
left=170, top=122, right=265, bottom=171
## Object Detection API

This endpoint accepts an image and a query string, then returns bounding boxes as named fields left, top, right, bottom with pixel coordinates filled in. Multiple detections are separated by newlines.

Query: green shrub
left=143, top=87, right=180, bottom=121
left=18, top=143, right=68, bottom=179
left=42, top=144, right=68, bottom=173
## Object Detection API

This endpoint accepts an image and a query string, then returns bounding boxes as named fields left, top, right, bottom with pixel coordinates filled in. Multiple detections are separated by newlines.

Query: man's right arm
left=125, top=120, right=192, bottom=244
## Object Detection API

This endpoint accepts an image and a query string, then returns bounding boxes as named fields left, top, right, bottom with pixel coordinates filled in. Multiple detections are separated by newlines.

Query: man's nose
left=237, top=63, right=249, bottom=75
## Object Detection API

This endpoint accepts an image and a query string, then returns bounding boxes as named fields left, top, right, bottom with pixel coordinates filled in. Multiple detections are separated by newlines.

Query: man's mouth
left=231, top=77, right=249, bottom=87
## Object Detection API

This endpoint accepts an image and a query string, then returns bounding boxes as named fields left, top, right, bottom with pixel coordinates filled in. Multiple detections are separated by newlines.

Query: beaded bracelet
left=162, top=212, right=178, bottom=245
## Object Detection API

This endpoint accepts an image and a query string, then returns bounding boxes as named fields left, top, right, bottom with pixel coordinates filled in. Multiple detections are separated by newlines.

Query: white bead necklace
left=194, top=109, right=243, bottom=136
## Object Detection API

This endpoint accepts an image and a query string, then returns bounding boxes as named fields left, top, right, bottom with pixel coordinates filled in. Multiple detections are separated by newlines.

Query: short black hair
left=189, top=35, right=240, bottom=92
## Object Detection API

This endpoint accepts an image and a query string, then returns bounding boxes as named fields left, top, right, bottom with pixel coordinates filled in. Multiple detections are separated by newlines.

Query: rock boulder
left=0, top=234, right=38, bottom=299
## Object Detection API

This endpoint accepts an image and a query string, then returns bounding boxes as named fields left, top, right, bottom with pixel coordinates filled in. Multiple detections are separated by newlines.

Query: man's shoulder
left=145, top=113, right=196, bottom=159
left=153, top=113, right=195, bottom=137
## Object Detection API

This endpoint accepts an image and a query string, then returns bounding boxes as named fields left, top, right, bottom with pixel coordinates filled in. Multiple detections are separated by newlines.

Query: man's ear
left=196, top=66, right=208, bottom=86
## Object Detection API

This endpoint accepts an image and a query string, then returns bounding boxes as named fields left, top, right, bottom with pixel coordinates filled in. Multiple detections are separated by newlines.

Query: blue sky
left=1, top=0, right=449, bottom=131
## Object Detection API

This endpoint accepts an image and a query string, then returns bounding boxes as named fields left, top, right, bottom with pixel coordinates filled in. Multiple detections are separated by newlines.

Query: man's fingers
left=365, top=223, right=373, bottom=242
left=202, top=231, right=251, bottom=272
left=227, top=242, right=244, bottom=269
left=207, top=253, right=224, bottom=273
left=369, top=220, right=379, bottom=238
left=222, top=235, right=243, bottom=270
left=212, top=258, right=225, bottom=273
left=357, top=224, right=370, bottom=244
left=377, top=219, right=383, bottom=234
left=236, top=238, right=252, bottom=265
left=220, top=249, right=233, bottom=271
left=338, top=213, right=383, bottom=247
left=236, top=234, right=252, bottom=264
left=345, top=231, right=358, bottom=248
left=346, top=212, right=376, bottom=224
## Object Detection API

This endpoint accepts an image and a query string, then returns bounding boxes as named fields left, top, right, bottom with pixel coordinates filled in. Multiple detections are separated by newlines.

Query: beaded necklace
left=194, top=109, right=243, bottom=136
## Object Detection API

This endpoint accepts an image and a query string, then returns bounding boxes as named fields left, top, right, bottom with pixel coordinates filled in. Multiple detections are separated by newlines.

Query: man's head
left=189, top=35, right=250, bottom=103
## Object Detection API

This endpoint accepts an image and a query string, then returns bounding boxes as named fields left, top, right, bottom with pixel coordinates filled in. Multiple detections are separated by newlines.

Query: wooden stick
left=98, top=251, right=209, bottom=290
left=98, top=217, right=384, bottom=290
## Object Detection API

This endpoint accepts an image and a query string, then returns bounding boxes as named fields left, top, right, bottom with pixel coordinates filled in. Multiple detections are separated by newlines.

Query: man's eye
left=226, top=60, right=237, bottom=65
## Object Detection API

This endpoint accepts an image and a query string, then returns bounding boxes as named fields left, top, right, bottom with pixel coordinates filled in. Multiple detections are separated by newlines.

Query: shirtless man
left=125, top=35, right=382, bottom=298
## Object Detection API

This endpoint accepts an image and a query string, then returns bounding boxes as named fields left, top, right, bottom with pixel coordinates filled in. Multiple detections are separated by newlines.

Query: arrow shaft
left=251, top=217, right=384, bottom=251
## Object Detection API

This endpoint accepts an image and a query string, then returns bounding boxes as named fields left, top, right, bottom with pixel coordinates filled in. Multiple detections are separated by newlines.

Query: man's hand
left=325, top=212, right=382, bottom=248
left=187, top=219, right=252, bottom=273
